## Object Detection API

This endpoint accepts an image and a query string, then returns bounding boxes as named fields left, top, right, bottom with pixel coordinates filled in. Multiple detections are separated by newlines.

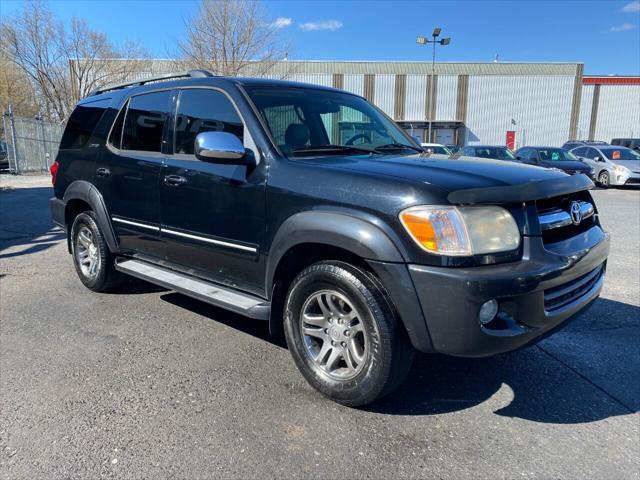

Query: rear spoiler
left=447, top=174, right=594, bottom=205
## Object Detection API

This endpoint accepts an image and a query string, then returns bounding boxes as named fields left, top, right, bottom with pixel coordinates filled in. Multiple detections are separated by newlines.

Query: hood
left=613, top=159, right=640, bottom=173
left=539, top=160, right=591, bottom=171
left=315, top=153, right=568, bottom=193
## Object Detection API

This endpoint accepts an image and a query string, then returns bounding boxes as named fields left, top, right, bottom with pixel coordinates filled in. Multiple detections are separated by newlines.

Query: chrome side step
left=115, top=258, right=270, bottom=320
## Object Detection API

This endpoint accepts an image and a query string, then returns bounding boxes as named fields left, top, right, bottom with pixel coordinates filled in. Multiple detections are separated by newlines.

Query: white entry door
left=435, top=128, right=454, bottom=145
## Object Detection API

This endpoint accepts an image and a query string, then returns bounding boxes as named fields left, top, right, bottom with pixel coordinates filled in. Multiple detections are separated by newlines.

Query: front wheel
left=284, top=261, right=414, bottom=406
left=598, top=170, right=610, bottom=188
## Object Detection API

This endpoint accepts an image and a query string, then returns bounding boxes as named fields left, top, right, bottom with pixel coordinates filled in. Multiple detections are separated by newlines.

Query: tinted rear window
left=122, top=91, right=172, bottom=152
left=59, top=98, right=111, bottom=150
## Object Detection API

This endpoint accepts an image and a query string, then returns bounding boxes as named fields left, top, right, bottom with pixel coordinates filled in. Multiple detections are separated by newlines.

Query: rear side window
left=60, top=98, right=111, bottom=150
left=572, top=147, right=587, bottom=157
left=108, top=104, right=127, bottom=149
left=174, top=89, right=244, bottom=154
left=122, top=91, right=172, bottom=152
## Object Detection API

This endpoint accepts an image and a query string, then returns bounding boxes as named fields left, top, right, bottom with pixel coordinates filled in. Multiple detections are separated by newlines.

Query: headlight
left=399, top=205, right=520, bottom=256
left=613, top=164, right=629, bottom=174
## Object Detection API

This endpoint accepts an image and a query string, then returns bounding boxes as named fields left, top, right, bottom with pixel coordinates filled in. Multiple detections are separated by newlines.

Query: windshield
left=474, top=147, right=515, bottom=160
left=244, top=86, right=418, bottom=157
left=600, top=147, right=640, bottom=161
left=538, top=148, right=578, bottom=162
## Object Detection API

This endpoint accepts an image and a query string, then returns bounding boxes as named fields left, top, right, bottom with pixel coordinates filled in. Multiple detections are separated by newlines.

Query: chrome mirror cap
left=195, top=131, right=246, bottom=161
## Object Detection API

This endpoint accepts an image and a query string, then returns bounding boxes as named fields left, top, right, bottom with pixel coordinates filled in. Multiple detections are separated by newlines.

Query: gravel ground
left=1, top=175, right=638, bottom=479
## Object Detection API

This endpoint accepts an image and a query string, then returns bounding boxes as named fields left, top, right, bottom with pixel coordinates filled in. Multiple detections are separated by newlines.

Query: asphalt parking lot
left=1, top=175, right=638, bottom=479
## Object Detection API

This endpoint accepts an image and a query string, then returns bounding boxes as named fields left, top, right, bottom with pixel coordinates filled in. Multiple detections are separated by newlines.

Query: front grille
left=536, top=191, right=596, bottom=244
left=544, top=265, right=604, bottom=312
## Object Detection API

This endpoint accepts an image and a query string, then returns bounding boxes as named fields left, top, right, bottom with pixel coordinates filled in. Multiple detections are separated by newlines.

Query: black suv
left=50, top=71, right=610, bottom=406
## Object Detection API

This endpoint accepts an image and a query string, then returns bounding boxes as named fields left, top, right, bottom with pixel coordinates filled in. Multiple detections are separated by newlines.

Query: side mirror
left=594, top=156, right=603, bottom=162
left=194, top=132, right=255, bottom=166
left=515, top=155, right=522, bottom=160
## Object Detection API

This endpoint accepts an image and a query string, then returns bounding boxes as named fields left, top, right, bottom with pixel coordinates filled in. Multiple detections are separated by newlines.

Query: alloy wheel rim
left=600, top=172, right=608, bottom=185
left=299, top=290, right=368, bottom=380
left=75, top=225, right=100, bottom=279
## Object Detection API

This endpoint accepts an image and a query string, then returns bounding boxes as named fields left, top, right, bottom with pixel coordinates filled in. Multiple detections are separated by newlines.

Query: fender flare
left=265, top=210, right=434, bottom=352
left=265, top=210, right=407, bottom=292
left=63, top=180, right=119, bottom=253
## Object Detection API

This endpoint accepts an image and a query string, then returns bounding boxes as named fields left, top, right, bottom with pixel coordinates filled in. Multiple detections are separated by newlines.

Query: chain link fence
left=2, top=111, right=64, bottom=174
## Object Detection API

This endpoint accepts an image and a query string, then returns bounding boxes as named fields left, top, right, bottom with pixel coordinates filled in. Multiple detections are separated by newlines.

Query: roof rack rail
left=90, top=69, right=214, bottom=96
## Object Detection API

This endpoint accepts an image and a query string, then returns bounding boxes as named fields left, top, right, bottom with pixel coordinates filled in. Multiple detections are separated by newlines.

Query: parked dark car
left=611, top=138, right=640, bottom=153
left=562, top=140, right=609, bottom=150
left=0, top=141, right=9, bottom=171
left=515, top=146, right=594, bottom=178
left=49, top=71, right=610, bottom=406
left=462, top=145, right=516, bottom=161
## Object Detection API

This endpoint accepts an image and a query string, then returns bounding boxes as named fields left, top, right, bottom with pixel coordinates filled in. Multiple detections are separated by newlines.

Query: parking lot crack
left=536, top=344, right=635, bottom=413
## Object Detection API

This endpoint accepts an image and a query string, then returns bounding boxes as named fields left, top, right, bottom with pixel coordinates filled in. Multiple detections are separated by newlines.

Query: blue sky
left=2, top=0, right=639, bottom=75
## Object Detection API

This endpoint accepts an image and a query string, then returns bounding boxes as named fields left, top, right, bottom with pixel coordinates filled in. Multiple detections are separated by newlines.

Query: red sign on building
left=506, top=130, right=516, bottom=150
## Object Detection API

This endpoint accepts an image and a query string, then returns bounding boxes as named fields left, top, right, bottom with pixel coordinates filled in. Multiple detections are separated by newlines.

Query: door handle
left=96, top=167, right=110, bottom=178
left=163, top=174, right=187, bottom=186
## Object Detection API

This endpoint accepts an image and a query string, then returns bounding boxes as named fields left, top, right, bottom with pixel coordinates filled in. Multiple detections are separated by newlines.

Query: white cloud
left=621, top=1, right=640, bottom=12
left=270, top=17, right=292, bottom=29
left=610, top=22, right=637, bottom=31
left=299, top=20, right=344, bottom=32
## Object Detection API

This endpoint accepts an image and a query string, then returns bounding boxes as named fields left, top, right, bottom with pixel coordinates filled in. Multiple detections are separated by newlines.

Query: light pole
left=417, top=28, right=450, bottom=143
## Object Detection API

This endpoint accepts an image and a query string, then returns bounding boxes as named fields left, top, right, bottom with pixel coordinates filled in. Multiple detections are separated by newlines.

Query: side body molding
left=63, top=180, right=119, bottom=253
left=266, top=210, right=406, bottom=290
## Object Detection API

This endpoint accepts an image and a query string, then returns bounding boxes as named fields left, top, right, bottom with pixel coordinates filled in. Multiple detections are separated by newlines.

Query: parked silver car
left=570, top=145, right=640, bottom=188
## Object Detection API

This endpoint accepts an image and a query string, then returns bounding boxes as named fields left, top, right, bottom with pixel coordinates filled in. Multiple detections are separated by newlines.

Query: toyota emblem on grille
left=570, top=201, right=583, bottom=225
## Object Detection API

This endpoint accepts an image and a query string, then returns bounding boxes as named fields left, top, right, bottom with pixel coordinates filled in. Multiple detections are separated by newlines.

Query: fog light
left=478, top=299, right=498, bottom=325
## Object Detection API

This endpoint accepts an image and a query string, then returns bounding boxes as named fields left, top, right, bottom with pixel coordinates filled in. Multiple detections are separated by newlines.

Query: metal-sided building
left=261, top=61, right=640, bottom=148
left=77, top=59, right=640, bottom=148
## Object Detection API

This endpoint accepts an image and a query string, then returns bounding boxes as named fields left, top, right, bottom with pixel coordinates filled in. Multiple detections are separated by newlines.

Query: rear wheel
left=598, top=171, right=610, bottom=188
left=70, top=211, right=122, bottom=292
left=284, top=261, right=414, bottom=406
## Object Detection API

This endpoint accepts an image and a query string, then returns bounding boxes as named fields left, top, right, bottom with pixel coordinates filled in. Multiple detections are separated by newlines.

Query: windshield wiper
left=292, top=144, right=375, bottom=155
left=373, top=143, right=423, bottom=153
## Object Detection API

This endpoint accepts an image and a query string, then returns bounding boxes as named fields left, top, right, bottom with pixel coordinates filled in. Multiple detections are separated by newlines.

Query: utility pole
left=417, top=28, right=451, bottom=143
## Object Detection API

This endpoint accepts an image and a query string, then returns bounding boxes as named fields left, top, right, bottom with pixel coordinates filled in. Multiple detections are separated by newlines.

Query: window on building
left=174, top=89, right=244, bottom=155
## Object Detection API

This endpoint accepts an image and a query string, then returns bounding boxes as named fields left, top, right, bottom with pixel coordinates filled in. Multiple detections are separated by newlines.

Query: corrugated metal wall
left=404, top=75, right=428, bottom=121
left=343, top=74, right=364, bottom=96
left=284, top=73, right=333, bottom=87
left=435, top=75, right=458, bottom=121
left=86, top=59, right=635, bottom=148
left=594, top=85, right=640, bottom=141
left=576, top=84, right=594, bottom=140
left=374, top=75, right=396, bottom=116
left=465, top=75, right=575, bottom=147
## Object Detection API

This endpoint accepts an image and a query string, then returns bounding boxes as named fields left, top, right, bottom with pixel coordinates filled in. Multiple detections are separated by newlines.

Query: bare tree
left=177, top=0, right=289, bottom=77
left=0, top=54, right=39, bottom=118
left=0, top=0, right=148, bottom=122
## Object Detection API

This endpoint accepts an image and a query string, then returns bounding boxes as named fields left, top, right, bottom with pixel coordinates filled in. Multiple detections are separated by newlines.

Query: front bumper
left=624, top=172, right=640, bottom=185
left=611, top=170, right=631, bottom=185
left=408, top=227, right=610, bottom=357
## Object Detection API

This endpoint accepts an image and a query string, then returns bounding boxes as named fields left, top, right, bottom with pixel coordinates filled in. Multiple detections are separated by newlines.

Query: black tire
left=70, top=211, right=123, bottom=292
left=598, top=171, right=610, bottom=188
left=284, top=261, right=414, bottom=407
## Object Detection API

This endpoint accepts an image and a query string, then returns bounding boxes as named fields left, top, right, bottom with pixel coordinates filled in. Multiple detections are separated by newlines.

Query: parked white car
left=420, top=143, right=452, bottom=155
left=570, top=145, right=640, bottom=188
